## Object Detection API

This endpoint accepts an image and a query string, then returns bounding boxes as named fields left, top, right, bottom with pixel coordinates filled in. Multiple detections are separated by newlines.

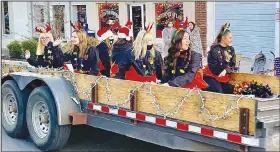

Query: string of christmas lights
left=2, top=62, right=255, bottom=125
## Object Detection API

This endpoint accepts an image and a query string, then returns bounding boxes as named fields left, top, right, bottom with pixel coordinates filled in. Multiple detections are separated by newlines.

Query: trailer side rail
left=87, top=102, right=262, bottom=148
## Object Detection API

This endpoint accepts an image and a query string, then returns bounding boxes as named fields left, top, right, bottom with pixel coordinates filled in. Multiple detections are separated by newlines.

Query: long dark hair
left=163, top=29, right=192, bottom=75
left=189, top=21, right=196, bottom=30
left=211, top=24, right=231, bottom=49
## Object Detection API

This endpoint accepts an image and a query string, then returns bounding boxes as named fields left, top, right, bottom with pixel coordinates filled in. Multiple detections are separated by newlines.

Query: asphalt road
left=1, top=125, right=185, bottom=152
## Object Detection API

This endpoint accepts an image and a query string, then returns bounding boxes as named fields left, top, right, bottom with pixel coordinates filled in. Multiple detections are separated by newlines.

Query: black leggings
left=203, top=76, right=234, bottom=94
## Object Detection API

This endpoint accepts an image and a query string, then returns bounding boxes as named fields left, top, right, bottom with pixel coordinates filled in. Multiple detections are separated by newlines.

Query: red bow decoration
left=70, top=21, right=83, bottom=30
left=35, top=24, right=52, bottom=33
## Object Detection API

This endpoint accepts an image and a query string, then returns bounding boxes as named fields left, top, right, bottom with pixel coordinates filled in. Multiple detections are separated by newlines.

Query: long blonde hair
left=104, top=38, right=113, bottom=55
left=133, top=30, right=155, bottom=60
left=70, top=30, right=88, bottom=58
left=36, top=32, right=54, bottom=55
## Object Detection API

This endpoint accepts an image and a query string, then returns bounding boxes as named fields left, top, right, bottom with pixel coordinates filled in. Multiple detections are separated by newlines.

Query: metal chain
left=2, top=63, right=250, bottom=125
left=198, top=91, right=247, bottom=125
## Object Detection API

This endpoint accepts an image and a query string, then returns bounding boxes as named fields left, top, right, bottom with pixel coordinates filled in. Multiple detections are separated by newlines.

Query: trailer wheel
left=1, top=80, right=28, bottom=138
left=26, top=86, right=71, bottom=151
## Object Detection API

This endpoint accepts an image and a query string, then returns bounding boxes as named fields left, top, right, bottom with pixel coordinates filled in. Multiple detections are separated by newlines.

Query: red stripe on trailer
left=101, top=106, right=109, bottom=113
left=227, top=134, right=242, bottom=143
left=136, top=113, right=146, bottom=121
left=156, top=117, right=166, bottom=126
left=201, top=127, right=214, bottom=137
left=177, top=122, right=189, bottom=131
left=86, top=103, right=260, bottom=147
left=118, top=109, right=127, bottom=117
left=88, top=103, right=94, bottom=110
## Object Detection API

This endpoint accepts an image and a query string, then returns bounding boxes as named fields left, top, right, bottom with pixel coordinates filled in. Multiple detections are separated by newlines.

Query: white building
left=2, top=1, right=279, bottom=58
left=2, top=2, right=195, bottom=46
left=207, top=2, right=280, bottom=59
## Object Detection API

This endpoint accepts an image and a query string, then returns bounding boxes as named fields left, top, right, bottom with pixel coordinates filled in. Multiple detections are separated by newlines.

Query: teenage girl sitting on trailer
left=63, top=21, right=99, bottom=75
left=203, top=23, right=239, bottom=94
left=161, top=19, right=208, bottom=89
left=25, top=24, right=64, bottom=69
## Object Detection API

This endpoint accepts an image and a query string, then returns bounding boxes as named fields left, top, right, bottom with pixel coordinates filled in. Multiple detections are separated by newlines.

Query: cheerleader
left=203, top=23, right=238, bottom=94
left=25, top=25, right=63, bottom=68
left=96, top=27, right=114, bottom=77
left=63, top=21, right=99, bottom=75
left=131, top=23, right=163, bottom=81
left=111, top=26, right=133, bottom=79
left=161, top=20, right=208, bottom=89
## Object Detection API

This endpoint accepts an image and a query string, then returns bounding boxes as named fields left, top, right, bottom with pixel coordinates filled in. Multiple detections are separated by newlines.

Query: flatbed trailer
left=1, top=60, right=279, bottom=151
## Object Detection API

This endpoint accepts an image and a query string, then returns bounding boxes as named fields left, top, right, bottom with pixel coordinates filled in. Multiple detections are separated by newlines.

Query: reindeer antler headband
left=70, top=21, right=83, bottom=30
left=221, top=23, right=230, bottom=36
left=142, top=22, right=154, bottom=39
left=35, top=24, right=52, bottom=33
left=172, top=17, right=189, bottom=43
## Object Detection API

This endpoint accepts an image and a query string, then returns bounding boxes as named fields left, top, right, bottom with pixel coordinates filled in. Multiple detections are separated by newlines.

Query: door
left=215, top=2, right=275, bottom=59
left=129, top=4, right=145, bottom=38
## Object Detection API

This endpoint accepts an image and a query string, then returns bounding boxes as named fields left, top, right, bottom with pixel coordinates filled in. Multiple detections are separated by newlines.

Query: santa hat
left=118, top=27, right=130, bottom=39
left=125, top=20, right=133, bottom=27
left=97, top=27, right=113, bottom=41
left=111, top=22, right=121, bottom=30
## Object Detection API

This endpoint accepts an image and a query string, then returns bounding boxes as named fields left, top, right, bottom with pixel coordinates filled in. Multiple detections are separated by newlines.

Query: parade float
left=1, top=60, right=279, bottom=152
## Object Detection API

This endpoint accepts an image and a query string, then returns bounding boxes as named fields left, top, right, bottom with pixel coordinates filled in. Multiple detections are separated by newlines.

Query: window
left=128, top=5, right=146, bottom=38
left=32, top=3, right=66, bottom=38
left=52, top=5, right=65, bottom=38
left=98, top=3, right=119, bottom=28
left=155, top=3, right=183, bottom=38
left=77, top=5, right=87, bottom=26
left=2, top=1, right=10, bottom=34
left=33, top=5, right=48, bottom=28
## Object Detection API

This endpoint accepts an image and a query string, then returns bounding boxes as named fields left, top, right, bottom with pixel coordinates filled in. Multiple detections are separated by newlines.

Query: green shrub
left=21, top=39, right=37, bottom=57
left=31, top=37, right=39, bottom=42
left=7, top=40, right=22, bottom=58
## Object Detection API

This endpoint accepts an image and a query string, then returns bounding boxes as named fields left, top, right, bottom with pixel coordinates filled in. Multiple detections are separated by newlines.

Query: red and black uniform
left=203, top=45, right=238, bottom=93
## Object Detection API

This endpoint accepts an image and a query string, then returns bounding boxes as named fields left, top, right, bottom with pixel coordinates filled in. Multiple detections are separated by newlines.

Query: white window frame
left=129, top=4, right=145, bottom=38
left=2, top=1, right=11, bottom=36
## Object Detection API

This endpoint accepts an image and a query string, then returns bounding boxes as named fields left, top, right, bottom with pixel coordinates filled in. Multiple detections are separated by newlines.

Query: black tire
left=26, top=86, right=71, bottom=151
left=1, top=80, right=28, bottom=138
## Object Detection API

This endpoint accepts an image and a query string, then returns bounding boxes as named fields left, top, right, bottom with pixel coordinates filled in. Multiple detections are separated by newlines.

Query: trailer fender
left=6, top=72, right=80, bottom=125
